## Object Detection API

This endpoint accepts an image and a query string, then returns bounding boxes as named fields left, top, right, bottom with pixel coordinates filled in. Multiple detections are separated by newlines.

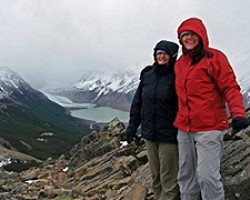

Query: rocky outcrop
left=0, top=116, right=250, bottom=200
left=221, top=127, right=250, bottom=200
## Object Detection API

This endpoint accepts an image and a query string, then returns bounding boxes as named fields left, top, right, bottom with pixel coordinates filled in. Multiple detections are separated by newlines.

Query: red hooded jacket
left=174, top=17, right=246, bottom=132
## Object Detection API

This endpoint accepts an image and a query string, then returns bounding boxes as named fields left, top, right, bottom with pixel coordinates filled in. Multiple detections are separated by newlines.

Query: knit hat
left=179, top=31, right=192, bottom=40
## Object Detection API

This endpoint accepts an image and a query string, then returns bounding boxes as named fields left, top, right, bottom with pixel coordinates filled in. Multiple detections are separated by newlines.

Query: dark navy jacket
left=126, top=63, right=178, bottom=143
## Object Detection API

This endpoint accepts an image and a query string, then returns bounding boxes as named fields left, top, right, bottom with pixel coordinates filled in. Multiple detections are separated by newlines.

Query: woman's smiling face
left=156, top=52, right=170, bottom=65
left=180, top=31, right=200, bottom=50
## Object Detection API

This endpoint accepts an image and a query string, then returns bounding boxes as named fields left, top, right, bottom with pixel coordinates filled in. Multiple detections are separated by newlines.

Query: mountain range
left=0, top=66, right=90, bottom=160
left=47, top=69, right=250, bottom=111
left=239, top=76, right=250, bottom=108
left=1, top=66, right=250, bottom=161
left=47, top=70, right=140, bottom=112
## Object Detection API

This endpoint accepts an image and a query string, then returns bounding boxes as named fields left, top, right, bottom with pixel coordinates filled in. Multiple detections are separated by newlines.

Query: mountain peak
left=0, top=66, right=30, bottom=100
left=46, top=69, right=140, bottom=111
left=0, top=67, right=91, bottom=161
left=0, top=66, right=28, bottom=87
left=0, top=66, right=20, bottom=81
left=71, top=70, right=139, bottom=94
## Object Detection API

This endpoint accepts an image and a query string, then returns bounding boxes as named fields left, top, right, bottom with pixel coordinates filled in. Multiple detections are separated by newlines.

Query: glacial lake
left=42, top=91, right=129, bottom=122
left=70, top=106, right=129, bottom=122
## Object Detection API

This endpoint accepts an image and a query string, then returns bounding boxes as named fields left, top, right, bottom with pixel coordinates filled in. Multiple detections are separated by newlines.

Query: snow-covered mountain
left=0, top=66, right=90, bottom=160
left=0, top=66, right=33, bottom=100
left=72, top=70, right=139, bottom=95
left=48, top=70, right=140, bottom=111
left=47, top=68, right=250, bottom=112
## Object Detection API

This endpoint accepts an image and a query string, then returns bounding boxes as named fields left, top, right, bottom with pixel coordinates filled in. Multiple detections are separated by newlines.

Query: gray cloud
left=0, top=0, right=249, bottom=89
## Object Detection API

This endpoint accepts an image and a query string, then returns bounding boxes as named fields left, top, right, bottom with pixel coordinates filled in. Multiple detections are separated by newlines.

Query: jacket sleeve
left=126, top=80, right=143, bottom=137
left=210, top=51, right=246, bottom=118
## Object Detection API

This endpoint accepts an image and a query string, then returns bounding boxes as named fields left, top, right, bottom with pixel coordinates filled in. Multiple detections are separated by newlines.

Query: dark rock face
left=222, top=139, right=250, bottom=200
left=0, top=116, right=250, bottom=200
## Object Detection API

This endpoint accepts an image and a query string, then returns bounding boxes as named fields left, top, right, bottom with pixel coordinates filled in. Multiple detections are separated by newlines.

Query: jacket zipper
left=152, top=75, right=160, bottom=139
left=184, top=65, right=192, bottom=132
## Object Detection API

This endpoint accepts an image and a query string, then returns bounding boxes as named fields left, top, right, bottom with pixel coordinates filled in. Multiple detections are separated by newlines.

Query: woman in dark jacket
left=126, top=40, right=179, bottom=200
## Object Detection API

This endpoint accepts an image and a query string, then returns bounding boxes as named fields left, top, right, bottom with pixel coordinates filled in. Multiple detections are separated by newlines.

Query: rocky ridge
left=0, top=115, right=250, bottom=200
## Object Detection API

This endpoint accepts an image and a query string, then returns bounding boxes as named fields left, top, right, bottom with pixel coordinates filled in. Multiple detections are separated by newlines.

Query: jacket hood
left=153, top=40, right=179, bottom=66
left=153, top=40, right=179, bottom=58
left=177, top=17, right=209, bottom=50
left=153, top=40, right=179, bottom=69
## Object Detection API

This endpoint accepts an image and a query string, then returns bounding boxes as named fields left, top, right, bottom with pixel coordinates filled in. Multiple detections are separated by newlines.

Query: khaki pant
left=177, top=130, right=225, bottom=200
left=145, top=140, right=180, bottom=200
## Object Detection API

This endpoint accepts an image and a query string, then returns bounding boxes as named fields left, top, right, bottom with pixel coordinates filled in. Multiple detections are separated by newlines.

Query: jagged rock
left=20, top=170, right=39, bottom=181
left=69, top=117, right=128, bottom=167
left=224, top=126, right=250, bottom=141
left=1, top=115, right=250, bottom=200
left=222, top=139, right=250, bottom=200
left=123, top=184, right=148, bottom=200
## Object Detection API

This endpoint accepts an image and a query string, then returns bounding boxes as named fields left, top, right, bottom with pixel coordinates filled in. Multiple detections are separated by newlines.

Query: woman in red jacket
left=174, top=17, right=249, bottom=200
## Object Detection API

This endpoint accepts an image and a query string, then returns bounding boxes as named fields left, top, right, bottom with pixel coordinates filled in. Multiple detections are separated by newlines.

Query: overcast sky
left=1, top=0, right=250, bottom=89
